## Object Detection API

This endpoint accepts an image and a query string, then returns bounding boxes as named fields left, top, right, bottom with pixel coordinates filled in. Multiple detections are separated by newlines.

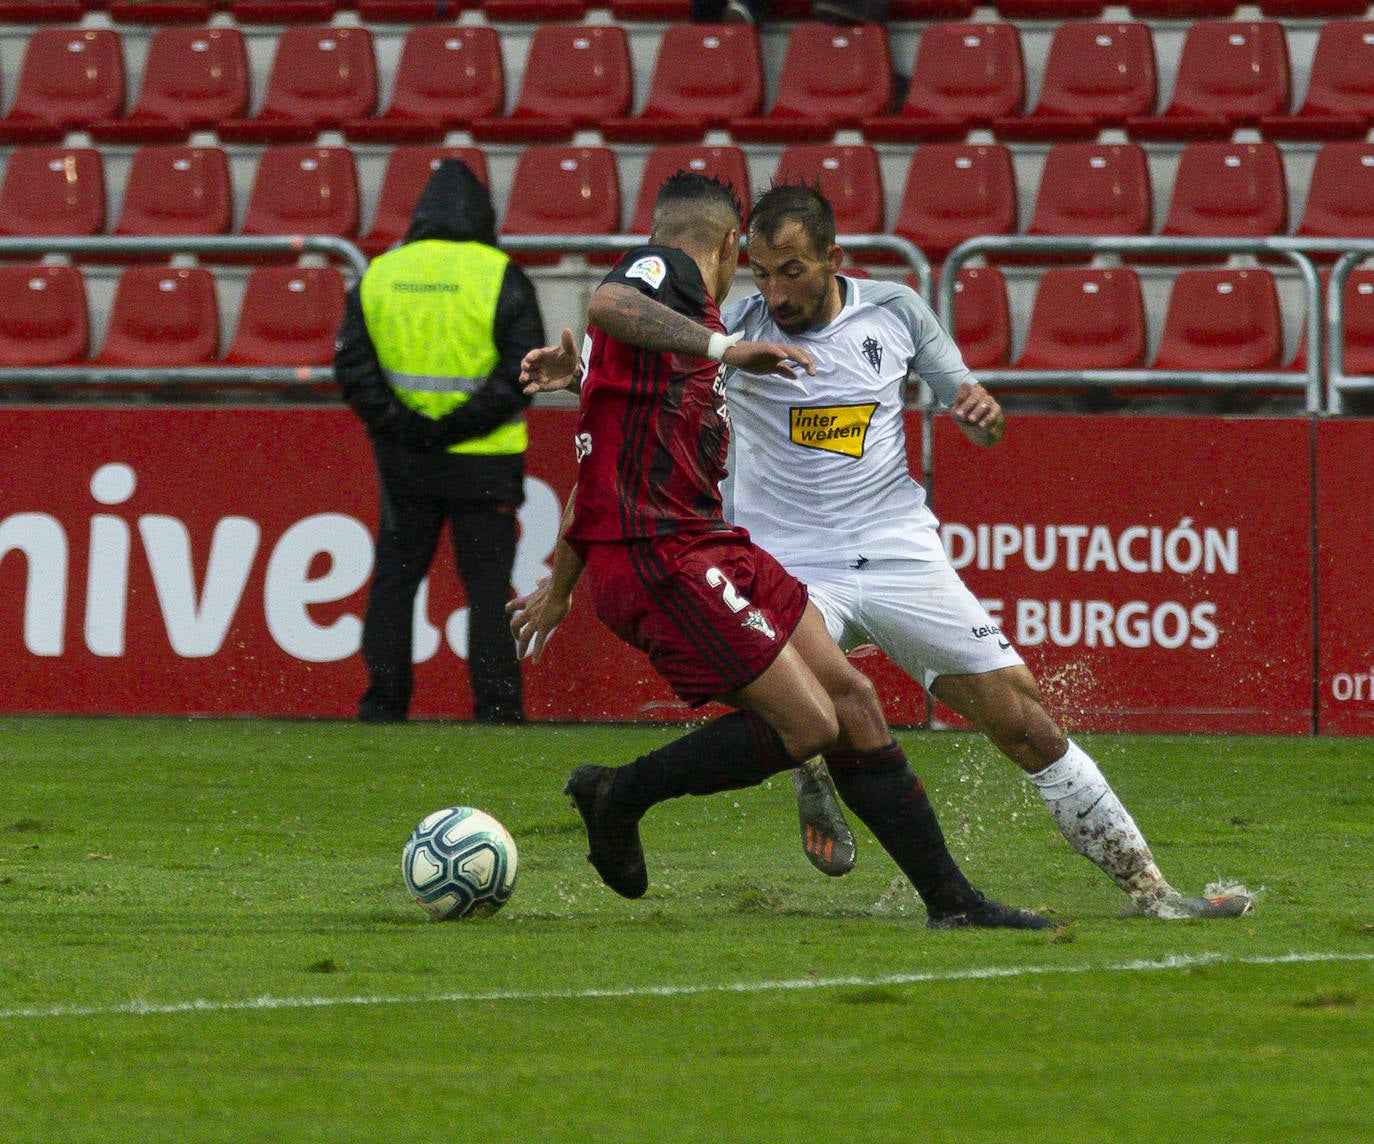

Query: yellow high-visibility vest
left=360, top=239, right=526, bottom=455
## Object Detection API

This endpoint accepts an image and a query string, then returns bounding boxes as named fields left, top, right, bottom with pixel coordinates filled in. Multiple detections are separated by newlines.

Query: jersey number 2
left=705, top=567, right=750, bottom=614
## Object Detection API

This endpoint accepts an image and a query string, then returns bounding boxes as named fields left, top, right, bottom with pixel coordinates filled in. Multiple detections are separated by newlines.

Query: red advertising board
left=0, top=407, right=699, bottom=721
left=1315, top=418, right=1374, bottom=735
left=927, top=415, right=1314, bottom=734
left=1, top=408, right=1365, bottom=733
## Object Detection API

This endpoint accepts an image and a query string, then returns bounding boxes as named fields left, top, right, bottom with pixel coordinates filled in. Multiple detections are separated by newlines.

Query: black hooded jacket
left=333, top=160, right=545, bottom=453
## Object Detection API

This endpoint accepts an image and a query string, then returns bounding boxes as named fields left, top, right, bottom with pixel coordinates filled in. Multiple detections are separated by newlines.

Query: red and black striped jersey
left=566, top=245, right=731, bottom=547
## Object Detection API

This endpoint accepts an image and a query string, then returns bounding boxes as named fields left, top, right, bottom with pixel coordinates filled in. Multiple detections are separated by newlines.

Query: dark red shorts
left=580, top=529, right=808, bottom=706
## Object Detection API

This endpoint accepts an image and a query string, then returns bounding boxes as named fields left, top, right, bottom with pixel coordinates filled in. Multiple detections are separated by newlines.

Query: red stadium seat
left=1128, top=0, right=1236, bottom=16
left=499, top=146, right=621, bottom=266
left=1259, top=0, right=1367, bottom=14
left=91, top=27, right=248, bottom=145
left=1017, top=268, right=1147, bottom=369
left=222, top=266, right=345, bottom=367
left=480, top=0, right=587, bottom=19
left=1260, top=21, right=1374, bottom=142
left=0, top=146, right=106, bottom=239
left=731, top=23, right=893, bottom=144
left=892, top=144, right=1017, bottom=266
left=996, top=0, right=1103, bottom=16
left=93, top=266, right=221, bottom=368
left=344, top=25, right=503, bottom=145
left=628, top=145, right=750, bottom=235
left=1293, top=143, right=1374, bottom=252
left=229, top=1, right=337, bottom=20
left=1155, top=142, right=1287, bottom=255
left=0, top=29, right=125, bottom=145
left=0, top=264, right=89, bottom=366
left=238, top=146, right=360, bottom=255
left=949, top=266, right=1010, bottom=370
left=470, top=25, right=631, bottom=144
left=1024, top=143, right=1153, bottom=257
left=889, top=0, right=976, bottom=15
left=219, top=27, right=377, bottom=145
left=864, top=23, right=1023, bottom=144
left=1152, top=269, right=1283, bottom=372
left=107, top=1, right=219, bottom=22
left=1288, top=270, right=1374, bottom=374
left=357, top=1, right=484, bottom=17
left=0, top=2, right=86, bottom=21
left=112, top=145, right=233, bottom=241
left=995, top=22, right=1156, bottom=143
left=359, top=146, right=489, bottom=259
left=602, top=25, right=763, bottom=145
left=1337, top=271, right=1374, bottom=376
left=773, top=145, right=886, bottom=255
left=607, top=0, right=689, bottom=16
left=1127, top=21, right=1289, bottom=142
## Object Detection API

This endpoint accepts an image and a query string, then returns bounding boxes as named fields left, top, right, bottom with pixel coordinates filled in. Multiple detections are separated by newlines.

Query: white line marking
left=2, top=949, right=1370, bottom=1022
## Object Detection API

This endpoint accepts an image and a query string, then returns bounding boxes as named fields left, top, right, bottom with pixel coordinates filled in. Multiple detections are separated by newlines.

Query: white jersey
left=722, top=276, right=974, bottom=569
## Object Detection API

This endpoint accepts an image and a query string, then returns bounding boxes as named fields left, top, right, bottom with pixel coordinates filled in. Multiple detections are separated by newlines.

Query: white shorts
left=794, top=558, right=1024, bottom=692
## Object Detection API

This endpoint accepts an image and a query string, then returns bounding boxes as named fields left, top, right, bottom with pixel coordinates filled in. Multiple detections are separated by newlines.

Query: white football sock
left=1027, top=739, right=1172, bottom=905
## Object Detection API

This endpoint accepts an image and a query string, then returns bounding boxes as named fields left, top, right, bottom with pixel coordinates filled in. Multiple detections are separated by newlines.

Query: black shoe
left=927, top=890, right=1054, bottom=931
left=564, top=765, right=648, bottom=899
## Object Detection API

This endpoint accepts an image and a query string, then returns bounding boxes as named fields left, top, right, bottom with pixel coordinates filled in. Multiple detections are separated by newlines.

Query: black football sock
left=826, top=743, right=976, bottom=912
left=610, top=711, right=800, bottom=820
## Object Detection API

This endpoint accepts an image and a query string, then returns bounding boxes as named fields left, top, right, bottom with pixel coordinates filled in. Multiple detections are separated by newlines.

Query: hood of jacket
left=402, top=159, right=499, bottom=247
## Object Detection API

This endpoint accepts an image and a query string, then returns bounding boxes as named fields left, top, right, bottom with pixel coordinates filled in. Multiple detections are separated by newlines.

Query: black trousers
left=359, top=440, right=525, bottom=724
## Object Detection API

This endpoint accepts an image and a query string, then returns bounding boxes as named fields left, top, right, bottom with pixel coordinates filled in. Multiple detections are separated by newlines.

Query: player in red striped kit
left=508, top=172, right=1049, bottom=929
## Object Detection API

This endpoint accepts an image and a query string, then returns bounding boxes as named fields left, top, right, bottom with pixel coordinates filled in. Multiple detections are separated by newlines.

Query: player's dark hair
left=748, top=182, right=835, bottom=256
left=651, top=171, right=744, bottom=250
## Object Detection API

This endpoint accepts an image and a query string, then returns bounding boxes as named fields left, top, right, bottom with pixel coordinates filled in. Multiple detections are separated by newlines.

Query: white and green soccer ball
left=402, top=806, right=518, bottom=920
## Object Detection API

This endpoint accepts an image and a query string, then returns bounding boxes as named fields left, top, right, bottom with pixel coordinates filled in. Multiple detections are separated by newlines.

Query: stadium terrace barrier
left=0, top=233, right=930, bottom=398
left=0, top=235, right=369, bottom=391
left=940, top=236, right=1374, bottom=417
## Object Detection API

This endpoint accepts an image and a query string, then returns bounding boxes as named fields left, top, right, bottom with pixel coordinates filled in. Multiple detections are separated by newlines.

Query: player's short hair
left=748, top=183, right=836, bottom=257
left=651, top=171, right=744, bottom=250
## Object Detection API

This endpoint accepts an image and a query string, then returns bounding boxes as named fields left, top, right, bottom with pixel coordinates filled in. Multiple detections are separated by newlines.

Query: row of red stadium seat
left=950, top=265, right=1374, bottom=377
left=4, top=258, right=1371, bottom=379
left=2, top=0, right=1370, bottom=24
left=5, top=139, right=1372, bottom=266
left=3, top=20, right=1374, bottom=147
left=0, top=263, right=343, bottom=370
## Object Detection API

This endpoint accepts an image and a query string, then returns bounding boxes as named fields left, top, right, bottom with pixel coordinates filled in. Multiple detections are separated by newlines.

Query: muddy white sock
left=1027, top=739, right=1172, bottom=904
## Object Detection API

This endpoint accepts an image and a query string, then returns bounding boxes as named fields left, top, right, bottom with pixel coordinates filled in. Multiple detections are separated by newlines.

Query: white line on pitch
left=2, top=949, right=1371, bottom=1022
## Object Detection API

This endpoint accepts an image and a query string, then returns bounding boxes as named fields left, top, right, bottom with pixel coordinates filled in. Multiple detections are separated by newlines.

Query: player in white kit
left=723, top=183, right=1251, bottom=920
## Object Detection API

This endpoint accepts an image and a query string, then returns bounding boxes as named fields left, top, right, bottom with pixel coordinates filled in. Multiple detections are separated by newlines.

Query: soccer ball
left=402, top=806, right=518, bottom=920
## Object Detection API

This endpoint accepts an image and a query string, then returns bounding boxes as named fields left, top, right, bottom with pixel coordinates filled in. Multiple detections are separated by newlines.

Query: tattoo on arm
left=590, top=284, right=711, bottom=357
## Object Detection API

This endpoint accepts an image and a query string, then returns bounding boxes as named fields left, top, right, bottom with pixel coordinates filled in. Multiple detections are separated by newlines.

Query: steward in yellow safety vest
left=334, top=158, right=546, bottom=726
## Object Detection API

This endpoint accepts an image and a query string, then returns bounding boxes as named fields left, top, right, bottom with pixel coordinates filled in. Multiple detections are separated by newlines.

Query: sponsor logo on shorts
left=789, top=403, right=878, bottom=459
left=971, top=622, right=1012, bottom=651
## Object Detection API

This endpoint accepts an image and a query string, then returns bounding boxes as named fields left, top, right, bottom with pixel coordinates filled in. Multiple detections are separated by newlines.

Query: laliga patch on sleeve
left=624, top=256, right=667, bottom=290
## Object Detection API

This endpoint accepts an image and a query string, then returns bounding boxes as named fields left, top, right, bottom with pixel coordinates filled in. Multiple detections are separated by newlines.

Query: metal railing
left=0, top=233, right=932, bottom=399
left=0, top=235, right=369, bottom=393
left=939, top=235, right=1374, bottom=417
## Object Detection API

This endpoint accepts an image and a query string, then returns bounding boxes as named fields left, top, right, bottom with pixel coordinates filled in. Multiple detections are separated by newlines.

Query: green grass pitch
left=2, top=717, right=1371, bottom=1143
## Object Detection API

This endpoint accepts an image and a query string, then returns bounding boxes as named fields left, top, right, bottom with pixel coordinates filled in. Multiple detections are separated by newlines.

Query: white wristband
left=706, top=331, right=743, bottom=362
